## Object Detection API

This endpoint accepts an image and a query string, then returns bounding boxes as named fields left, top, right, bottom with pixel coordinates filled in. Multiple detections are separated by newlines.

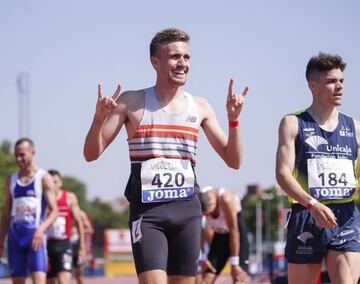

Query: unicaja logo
left=297, top=232, right=314, bottom=244
left=305, top=135, right=328, bottom=151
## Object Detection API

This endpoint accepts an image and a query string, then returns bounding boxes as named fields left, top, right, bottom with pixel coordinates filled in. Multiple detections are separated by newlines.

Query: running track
left=0, top=275, right=271, bottom=283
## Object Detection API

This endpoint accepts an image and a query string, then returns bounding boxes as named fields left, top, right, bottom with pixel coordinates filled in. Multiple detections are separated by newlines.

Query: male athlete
left=198, top=186, right=249, bottom=284
left=70, top=209, right=94, bottom=284
left=46, top=170, right=86, bottom=284
left=84, top=28, right=249, bottom=284
left=276, top=53, right=360, bottom=284
left=0, top=138, right=58, bottom=284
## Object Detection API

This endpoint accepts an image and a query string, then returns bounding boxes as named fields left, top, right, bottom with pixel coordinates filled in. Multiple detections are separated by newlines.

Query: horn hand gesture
left=95, top=83, right=122, bottom=119
left=226, top=79, right=249, bottom=121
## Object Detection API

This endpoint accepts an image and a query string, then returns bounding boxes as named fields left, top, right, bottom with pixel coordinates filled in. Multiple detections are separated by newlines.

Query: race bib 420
left=141, top=158, right=195, bottom=203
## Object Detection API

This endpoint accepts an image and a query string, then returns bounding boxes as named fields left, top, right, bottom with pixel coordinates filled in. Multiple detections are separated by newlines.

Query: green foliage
left=88, top=198, right=129, bottom=247
left=242, top=186, right=290, bottom=242
left=0, top=140, right=17, bottom=209
left=62, top=176, right=89, bottom=211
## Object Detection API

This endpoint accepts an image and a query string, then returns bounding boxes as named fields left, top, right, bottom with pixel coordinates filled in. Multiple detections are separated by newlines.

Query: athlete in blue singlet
left=84, top=28, right=249, bottom=284
left=276, top=53, right=360, bottom=284
left=0, top=138, right=58, bottom=284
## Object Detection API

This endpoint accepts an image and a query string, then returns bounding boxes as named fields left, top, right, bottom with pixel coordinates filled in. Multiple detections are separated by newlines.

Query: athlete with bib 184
left=83, top=28, right=249, bottom=284
left=276, top=53, right=360, bottom=284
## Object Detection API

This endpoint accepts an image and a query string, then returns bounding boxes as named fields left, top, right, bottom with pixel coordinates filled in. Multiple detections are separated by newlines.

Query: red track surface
left=0, top=275, right=271, bottom=283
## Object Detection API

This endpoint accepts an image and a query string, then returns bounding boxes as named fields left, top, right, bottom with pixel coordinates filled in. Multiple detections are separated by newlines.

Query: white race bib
left=12, top=196, right=37, bottom=223
left=47, top=216, right=66, bottom=238
left=141, top=158, right=195, bottom=203
left=307, top=157, right=356, bottom=200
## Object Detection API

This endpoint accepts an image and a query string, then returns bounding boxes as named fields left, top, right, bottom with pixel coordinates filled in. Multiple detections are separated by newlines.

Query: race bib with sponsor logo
left=12, top=196, right=37, bottom=223
left=141, top=158, right=195, bottom=203
left=307, top=157, right=356, bottom=200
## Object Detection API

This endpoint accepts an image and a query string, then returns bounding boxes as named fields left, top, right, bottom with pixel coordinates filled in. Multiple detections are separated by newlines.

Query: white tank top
left=10, top=168, right=47, bottom=228
left=206, top=188, right=241, bottom=234
left=127, top=87, right=201, bottom=164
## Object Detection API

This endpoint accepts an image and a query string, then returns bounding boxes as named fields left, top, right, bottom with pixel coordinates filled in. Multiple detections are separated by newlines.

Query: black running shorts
left=129, top=196, right=202, bottom=276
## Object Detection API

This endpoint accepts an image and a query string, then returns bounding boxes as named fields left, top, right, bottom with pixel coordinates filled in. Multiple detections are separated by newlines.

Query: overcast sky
left=1, top=0, right=359, bottom=200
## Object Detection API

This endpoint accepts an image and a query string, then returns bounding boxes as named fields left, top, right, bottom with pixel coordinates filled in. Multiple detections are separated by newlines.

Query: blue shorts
left=129, top=196, right=202, bottom=276
left=285, top=201, right=360, bottom=264
left=8, top=225, right=47, bottom=277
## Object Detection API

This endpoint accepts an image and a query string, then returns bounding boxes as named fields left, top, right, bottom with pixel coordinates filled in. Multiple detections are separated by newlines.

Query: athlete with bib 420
left=83, top=28, right=249, bottom=284
left=276, top=53, right=360, bottom=284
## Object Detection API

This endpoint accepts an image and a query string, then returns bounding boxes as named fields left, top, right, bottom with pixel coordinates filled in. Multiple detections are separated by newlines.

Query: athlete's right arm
left=276, top=115, right=337, bottom=228
left=0, top=176, right=12, bottom=256
left=83, top=83, right=127, bottom=161
left=31, top=173, right=59, bottom=251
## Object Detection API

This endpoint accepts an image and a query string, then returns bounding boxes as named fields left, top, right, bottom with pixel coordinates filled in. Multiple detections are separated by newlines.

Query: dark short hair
left=48, top=169, right=61, bottom=177
left=15, top=137, right=34, bottom=148
left=198, top=192, right=213, bottom=212
left=306, top=52, right=346, bottom=81
left=150, top=28, right=190, bottom=57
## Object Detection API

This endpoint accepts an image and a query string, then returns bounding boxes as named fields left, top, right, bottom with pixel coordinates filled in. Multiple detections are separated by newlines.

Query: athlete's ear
left=150, top=56, right=159, bottom=70
left=308, top=80, right=316, bottom=94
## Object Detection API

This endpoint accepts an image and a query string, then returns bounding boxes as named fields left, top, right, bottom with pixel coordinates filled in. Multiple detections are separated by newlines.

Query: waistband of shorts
left=291, top=200, right=355, bottom=211
left=47, top=238, right=71, bottom=245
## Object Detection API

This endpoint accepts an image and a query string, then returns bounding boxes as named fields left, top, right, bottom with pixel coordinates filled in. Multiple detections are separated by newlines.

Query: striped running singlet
left=125, top=87, right=201, bottom=202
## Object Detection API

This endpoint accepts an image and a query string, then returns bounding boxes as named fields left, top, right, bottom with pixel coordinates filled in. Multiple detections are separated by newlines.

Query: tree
left=242, top=186, right=290, bottom=243
left=0, top=140, right=17, bottom=209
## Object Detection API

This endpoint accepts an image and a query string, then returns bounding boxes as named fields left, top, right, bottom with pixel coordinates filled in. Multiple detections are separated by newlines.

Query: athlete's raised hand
left=95, top=83, right=121, bottom=119
left=226, top=79, right=249, bottom=121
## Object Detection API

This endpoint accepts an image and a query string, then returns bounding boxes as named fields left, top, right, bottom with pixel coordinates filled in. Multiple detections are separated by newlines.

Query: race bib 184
left=141, top=158, right=195, bottom=203
left=307, top=157, right=356, bottom=199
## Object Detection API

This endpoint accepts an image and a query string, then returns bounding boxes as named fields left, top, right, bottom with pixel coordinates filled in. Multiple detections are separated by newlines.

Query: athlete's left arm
left=69, top=192, right=86, bottom=260
left=221, top=190, right=248, bottom=282
left=221, top=191, right=240, bottom=259
left=198, top=79, right=249, bottom=169
left=354, top=119, right=360, bottom=191
left=32, top=173, right=58, bottom=251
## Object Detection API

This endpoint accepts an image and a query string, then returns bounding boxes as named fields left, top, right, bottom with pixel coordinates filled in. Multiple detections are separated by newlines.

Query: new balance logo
left=186, top=116, right=197, bottom=123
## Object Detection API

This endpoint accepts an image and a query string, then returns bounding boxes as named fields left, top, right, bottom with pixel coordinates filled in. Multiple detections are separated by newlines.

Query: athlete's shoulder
left=115, top=89, right=146, bottom=116
left=66, top=191, right=78, bottom=205
left=118, top=89, right=145, bottom=103
left=279, top=113, right=298, bottom=127
left=192, top=96, right=214, bottom=117
left=220, top=189, right=234, bottom=203
left=339, top=111, right=355, bottom=119
left=278, top=113, right=299, bottom=141
left=192, top=95, right=209, bottom=105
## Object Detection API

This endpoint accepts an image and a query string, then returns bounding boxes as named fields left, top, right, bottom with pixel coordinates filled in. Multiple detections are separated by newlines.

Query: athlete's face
left=151, top=41, right=190, bottom=87
left=309, top=68, right=344, bottom=107
left=52, top=174, right=63, bottom=188
left=14, top=142, right=35, bottom=170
